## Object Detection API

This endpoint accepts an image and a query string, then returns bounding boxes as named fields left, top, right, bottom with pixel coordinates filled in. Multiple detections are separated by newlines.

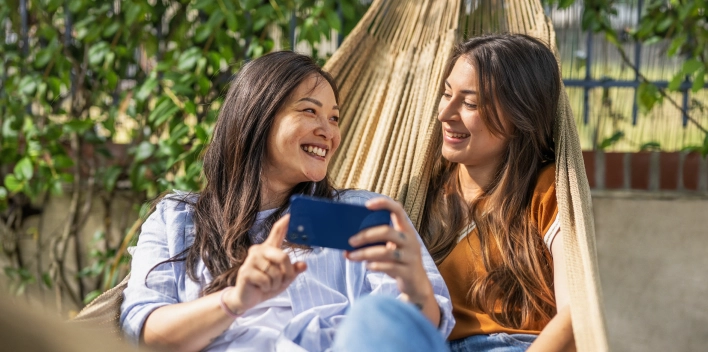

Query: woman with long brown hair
left=120, top=51, right=453, bottom=352
left=418, top=33, right=576, bottom=351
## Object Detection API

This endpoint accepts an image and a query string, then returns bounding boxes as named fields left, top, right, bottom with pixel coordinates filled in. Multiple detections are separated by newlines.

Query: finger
left=346, top=245, right=406, bottom=263
left=260, top=247, right=290, bottom=288
left=349, top=226, right=405, bottom=248
left=365, top=261, right=404, bottom=276
left=264, top=214, right=290, bottom=247
left=280, top=261, right=307, bottom=290
left=365, top=198, right=415, bottom=234
left=244, top=269, right=273, bottom=292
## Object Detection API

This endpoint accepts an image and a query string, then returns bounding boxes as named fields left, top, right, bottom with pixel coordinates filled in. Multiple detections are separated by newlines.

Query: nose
left=315, top=117, right=336, bottom=141
left=437, top=97, right=459, bottom=123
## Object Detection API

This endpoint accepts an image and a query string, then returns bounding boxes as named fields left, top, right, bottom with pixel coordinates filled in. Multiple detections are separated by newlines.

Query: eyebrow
left=445, top=81, right=476, bottom=95
left=298, top=97, right=339, bottom=110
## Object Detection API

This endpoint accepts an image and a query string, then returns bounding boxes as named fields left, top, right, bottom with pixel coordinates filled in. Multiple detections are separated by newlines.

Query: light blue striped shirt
left=120, top=189, right=453, bottom=351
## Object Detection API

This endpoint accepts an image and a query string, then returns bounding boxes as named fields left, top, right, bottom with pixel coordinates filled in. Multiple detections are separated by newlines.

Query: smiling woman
left=119, top=51, right=454, bottom=352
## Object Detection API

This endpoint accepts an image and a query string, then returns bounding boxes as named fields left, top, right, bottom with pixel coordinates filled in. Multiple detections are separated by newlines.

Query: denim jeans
left=332, top=294, right=538, bottom=352
left=448, top=333, right=537, bottom=352
left=332, top=295, right=448, bottom=352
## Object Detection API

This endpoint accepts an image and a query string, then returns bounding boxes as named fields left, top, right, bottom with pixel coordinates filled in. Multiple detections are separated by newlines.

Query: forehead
left=290, top=74, right=334, bottom=101
left=446, top=56, right=477, bottom=90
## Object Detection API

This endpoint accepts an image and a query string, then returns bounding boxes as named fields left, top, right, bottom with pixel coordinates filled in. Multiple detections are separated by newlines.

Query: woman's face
left=264, top=74, right=341, bottom=189
left=437, top=57, right=507, bottom=168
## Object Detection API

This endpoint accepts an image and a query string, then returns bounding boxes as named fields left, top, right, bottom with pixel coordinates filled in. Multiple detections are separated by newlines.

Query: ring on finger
left=261, top=262, right=272, bottom=273
left=393, top=248, right=403, bottom=263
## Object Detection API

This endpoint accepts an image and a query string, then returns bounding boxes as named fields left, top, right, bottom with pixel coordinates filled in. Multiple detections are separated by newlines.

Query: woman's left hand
left=344, top=197, right=435, bottom=309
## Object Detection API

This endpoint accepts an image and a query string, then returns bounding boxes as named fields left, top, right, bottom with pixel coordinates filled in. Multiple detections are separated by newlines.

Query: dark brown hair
left=420, top=34, right=560, bottom=329
left=160, top=52, right=340, bottom=294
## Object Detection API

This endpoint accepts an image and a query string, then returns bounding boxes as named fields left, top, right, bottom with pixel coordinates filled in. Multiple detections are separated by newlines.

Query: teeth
left=446, top=131, right=469, bottom=139
left=302, top=145, right=327, bottom=157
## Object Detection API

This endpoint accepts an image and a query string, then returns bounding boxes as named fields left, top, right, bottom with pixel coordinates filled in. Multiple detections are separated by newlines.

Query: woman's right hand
left=223, top=214, right=307, bottom=314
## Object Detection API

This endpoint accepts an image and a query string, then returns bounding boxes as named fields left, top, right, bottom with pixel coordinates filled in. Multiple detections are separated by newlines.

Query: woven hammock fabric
left=324, top=0, right=609, bottom=351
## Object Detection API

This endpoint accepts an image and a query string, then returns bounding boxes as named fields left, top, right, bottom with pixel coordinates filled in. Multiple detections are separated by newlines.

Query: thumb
left=264, top=214, right=290, bottom=247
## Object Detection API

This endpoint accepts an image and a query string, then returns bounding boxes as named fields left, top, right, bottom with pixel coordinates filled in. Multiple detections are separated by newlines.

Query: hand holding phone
left=286, top=195, right=390, bottom=251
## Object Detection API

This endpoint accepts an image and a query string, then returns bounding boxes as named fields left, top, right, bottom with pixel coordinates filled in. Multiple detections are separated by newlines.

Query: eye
left=442, top=91, right=452, bottom=99
left=464, top=102, right=477, bottom=110
left=330, top=116, right=340, bottom=123
left=303, top=108, right=316, bottom=114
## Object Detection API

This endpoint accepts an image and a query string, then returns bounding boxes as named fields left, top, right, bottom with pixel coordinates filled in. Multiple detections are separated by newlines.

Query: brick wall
left=582, top=151, right=708, bottom=192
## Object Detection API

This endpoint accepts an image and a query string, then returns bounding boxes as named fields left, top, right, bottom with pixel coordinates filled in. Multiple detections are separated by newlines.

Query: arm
left=127, top=213, right=305, bottom=352
left=527, top=231, right=576, bottom=352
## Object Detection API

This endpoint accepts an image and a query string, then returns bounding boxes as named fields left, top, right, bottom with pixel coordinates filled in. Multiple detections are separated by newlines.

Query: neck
left=456, top=161, right=499, bottom=204
left=260, top=178, right=292, bottom=211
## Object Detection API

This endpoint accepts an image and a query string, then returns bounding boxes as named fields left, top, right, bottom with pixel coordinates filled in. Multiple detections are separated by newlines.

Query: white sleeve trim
left=543, top=215, right=561, bottom=254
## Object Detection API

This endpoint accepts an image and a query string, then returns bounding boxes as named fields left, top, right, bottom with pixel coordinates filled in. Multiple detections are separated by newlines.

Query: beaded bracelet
left=219, top=286, right=241, bottom=319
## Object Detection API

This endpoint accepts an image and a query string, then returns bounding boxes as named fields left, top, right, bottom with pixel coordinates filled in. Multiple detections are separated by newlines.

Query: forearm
left=400, top=286, right=441, bottom=327
left=527, top=305, right=575, bottom=352
left=142, top=289, right=238, bottom=352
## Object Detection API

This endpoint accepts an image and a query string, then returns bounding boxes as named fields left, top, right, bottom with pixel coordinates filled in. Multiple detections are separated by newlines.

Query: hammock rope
left=324, top=1, right=609, bottom=351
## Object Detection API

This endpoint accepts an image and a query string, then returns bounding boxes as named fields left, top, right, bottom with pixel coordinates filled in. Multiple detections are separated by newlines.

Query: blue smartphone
left=286, top=195, right=391, bottom=251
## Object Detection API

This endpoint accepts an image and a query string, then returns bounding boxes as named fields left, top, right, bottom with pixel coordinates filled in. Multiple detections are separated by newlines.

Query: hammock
left=323, top=0, right=608, bottom=351
left=76, top=1, right=609, bottom=351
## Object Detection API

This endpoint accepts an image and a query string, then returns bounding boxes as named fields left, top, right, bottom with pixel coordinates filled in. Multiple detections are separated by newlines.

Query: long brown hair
left=420, top=34, right=560, bottom=329
left=158, top=52, right=340, bottom=294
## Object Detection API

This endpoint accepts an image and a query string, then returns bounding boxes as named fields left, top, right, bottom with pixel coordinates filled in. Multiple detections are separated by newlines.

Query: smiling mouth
left=301, top=144, right=328, bottom=158
left=445, top=131, right=470, bottom=139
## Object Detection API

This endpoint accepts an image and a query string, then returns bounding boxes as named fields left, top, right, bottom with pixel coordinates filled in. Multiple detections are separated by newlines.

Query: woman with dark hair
left=120, top=51, right=453, bottom=352
left=335, top=34, right=575, bottom=352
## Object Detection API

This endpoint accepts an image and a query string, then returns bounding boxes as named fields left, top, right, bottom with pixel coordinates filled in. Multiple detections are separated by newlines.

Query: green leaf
left=643, top=36, right=662, bottom=46
left=19, top=76, right=38, bottom=96
left=667, top=35, right=687, bottom=57
left=83, top=290, right=102, bottom=304
left=102, top=22, right=121, bottom=38
left=184, top=101, right=197, bottom=115
left=103, top=166, right=122, bottom=192
left=682, top=60, right=703, bottom=75
left=599, top=131, right=624, bottom=150
left=15, top=158, right=34, bottom=180
left=34, top=48, right=54, bottom=68
left=656, top=17, right=673, bottom=32
left=0, top=187, right=7, bottom=200
left=4, top=175, right=23, bottom=192
left=125, top=4, right=143, bottom=26
left=326, top=11, right=342, bottom=32
left=178, top=48, right=202, bottom=71
left=637, top=82, right=661, bottom=112
left=693, top=69, right=706, bottom=93
left=53, top=155, right=74, bottom=169
left=64, top=119, right=94, bottom=133
left=640, top=141, right=661, bottom=151
left=136, top=77, right=158, bottom=102
left=89, top=41, right=110, bottom=66
left=194, top=25, right=212, bottom=43
left=134, top=141, right=155, bottom=162
left=668, top=73, right=683, bottom=91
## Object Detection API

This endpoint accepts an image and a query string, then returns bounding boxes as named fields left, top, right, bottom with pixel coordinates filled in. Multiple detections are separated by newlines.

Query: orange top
left=438, top=164, right=559, bottom=341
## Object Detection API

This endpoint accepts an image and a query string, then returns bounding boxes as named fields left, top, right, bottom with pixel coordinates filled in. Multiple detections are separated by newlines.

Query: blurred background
left=1, top=0, right=706, bottom=350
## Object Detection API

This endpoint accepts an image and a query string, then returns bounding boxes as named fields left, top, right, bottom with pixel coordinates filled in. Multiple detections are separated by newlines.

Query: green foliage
left=0, top=0, right=367, bottom=304
left=544, top=0, right=708, bottom=152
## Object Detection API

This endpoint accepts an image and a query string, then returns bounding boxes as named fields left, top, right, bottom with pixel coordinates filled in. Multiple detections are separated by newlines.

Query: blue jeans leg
left=448, top=333, right=537, bottom=352
left=332, top=295, right=448, bottom=352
